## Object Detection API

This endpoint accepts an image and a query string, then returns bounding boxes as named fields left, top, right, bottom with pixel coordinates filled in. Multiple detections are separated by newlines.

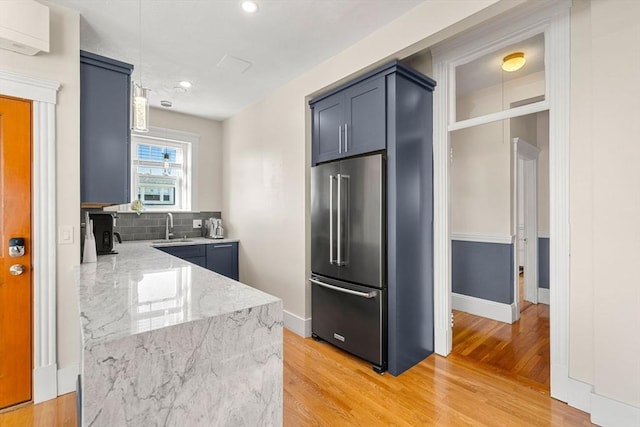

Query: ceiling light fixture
left=502, top=52, right=526, bottom=72
left=179, top=80, right=192, bottom=89
left=132, top=0, right=150, bottom=132
left=241, top=1, right=259, bottom=13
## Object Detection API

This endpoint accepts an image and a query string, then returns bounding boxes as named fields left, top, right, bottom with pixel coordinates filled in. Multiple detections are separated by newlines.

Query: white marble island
left=77, top=240, right=283, bottom=427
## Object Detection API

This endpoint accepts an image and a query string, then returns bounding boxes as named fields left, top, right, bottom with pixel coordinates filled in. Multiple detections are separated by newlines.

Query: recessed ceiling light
left=241, top=1, right=259, bottom=13
left=179, top=80, right=192, bottom=89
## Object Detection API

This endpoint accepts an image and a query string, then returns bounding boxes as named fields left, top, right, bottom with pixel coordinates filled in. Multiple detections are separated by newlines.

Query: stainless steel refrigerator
left=310, top=153, right=386, bottom=373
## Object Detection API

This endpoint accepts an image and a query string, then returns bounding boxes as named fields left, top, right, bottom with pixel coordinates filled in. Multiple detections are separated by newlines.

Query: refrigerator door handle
left=329, top=174, right=335, bottom=264
left=338, top=174, right=350, bottom=266
left=309, top=278, right=377, bottom=299
left=337, top=173, right=342, bottom=265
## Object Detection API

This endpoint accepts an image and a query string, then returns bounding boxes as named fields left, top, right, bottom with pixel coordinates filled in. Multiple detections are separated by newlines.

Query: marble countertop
left=148, top=236, right=240, bottom=247
left=77, top=239, right=280, bottom=348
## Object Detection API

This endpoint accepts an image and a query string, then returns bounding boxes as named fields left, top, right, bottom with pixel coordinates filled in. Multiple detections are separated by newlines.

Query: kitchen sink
left=152, top=238, right=194, bottom=245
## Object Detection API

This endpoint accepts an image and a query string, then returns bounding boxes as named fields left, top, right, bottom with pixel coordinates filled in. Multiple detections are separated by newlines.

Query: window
left=131, top=128, right=199, bottom=211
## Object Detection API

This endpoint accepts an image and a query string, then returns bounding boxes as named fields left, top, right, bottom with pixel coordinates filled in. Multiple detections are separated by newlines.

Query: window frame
left=131, top=127, right=199, bottom=212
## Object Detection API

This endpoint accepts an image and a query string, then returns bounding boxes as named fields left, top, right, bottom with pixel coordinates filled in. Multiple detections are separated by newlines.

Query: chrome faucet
left=165, top=212, right=174, bottom=240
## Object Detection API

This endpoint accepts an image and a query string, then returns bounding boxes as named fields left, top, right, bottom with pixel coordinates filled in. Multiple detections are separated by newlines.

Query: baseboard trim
left=283, top=309, right=311, bottom=338
left=57, top=364, right=79, bottom=396
left=591, top=392, right=640, bottom=427
left=538, top=287, right=550, bottom=305
left=33, top=364, right=57, bottom=403
left=567, top=377, right=592, bottom=414
left=450, top=233, right=514, bottom=244
left=452, top=293, right=516, bottom=324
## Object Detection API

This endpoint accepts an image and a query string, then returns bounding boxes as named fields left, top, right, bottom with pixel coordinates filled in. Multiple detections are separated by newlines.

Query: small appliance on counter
left=207, top=218, right=224, bottom=239
left=89, top=213, right=121, bottom=254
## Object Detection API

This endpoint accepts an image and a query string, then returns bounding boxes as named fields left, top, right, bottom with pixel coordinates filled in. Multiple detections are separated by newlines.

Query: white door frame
left=0, top=70, right=59, bottom=403
left=431, top=1, right=572, bottom=401
left=514, top=137, right=539, bottom=305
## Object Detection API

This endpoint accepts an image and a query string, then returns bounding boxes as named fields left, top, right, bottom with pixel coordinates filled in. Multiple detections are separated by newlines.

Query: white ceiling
left=49, top=0, right=425, bottom=120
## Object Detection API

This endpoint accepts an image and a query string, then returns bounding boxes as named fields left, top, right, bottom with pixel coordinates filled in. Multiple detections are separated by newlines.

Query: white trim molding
left=591, top=393, right=640, bottom=427
left=431, top=0, right=571, bottom=403
left=0, top=70, right=59, bottom=403
left=283, top=310, right=311, bottom=338
left=538, top=288, right=550, bottom=305
left=57, top=364, right=80, bottom=396
left=452, top=293, right=516, bottom=324
left=450, top=233, right=514, bottom=245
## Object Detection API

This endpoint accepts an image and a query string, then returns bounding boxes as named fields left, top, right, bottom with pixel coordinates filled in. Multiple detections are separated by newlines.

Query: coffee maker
left=89, top=213, right=120, bottom=254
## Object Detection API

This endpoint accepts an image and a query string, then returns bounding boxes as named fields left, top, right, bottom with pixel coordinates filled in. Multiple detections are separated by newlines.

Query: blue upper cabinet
left=311, top=75, right=386, bottom=165
left=80, top=51, right=133, bottom=206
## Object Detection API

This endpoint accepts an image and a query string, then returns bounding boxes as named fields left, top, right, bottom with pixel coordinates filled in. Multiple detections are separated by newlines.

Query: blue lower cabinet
left=157, top=243, right=238, bottom=280
left=157, top=245, right=205, bottom=259
left=206, top=243, right=239, bottom=280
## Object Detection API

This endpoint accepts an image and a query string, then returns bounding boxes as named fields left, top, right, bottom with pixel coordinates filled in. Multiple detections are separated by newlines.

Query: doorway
left=0, top=95, right=33, bottom=409
left=431, top=2, right=571, bottom=401
left=515, top=137, right=539, bottom=309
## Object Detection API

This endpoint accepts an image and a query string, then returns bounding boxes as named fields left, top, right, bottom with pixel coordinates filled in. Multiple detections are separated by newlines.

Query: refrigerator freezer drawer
left=311, top=276, right=385, bottom=368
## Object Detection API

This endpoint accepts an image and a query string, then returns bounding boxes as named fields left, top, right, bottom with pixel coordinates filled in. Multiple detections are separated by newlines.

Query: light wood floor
left=1, top=325, right=589, bottom=427
left=452, top=302, right=551, bottom=393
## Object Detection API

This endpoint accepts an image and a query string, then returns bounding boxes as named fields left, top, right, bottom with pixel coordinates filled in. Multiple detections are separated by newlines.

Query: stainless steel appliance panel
left=311, top=161, right=342, bottom=280
left=311, top=275, right=385, bottom=367
left=311, top=154, right=384, bottom=287
left=337, top=154, right=384, bottom=288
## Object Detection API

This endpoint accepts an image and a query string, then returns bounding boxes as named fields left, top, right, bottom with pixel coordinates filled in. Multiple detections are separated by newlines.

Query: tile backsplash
left=81, top=210, right=222, bottom=241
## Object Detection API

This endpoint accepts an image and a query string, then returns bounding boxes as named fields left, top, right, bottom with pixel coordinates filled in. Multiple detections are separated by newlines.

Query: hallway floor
left=452, top=300, right=550, bottom=393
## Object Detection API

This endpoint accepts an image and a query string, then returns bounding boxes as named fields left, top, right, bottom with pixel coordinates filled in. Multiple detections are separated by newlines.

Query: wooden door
left=0, top=95, right=32, bottom=409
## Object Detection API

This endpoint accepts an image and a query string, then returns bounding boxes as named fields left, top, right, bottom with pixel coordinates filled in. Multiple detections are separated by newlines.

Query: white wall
left=0, top=1, right=81, bottom=370
left=570, top=0, right=640, bottom=408
left=450, top=121, right=511, bottom=236
left=148, top=107, right=223, bottom=212
left=446, top=71, right=545, bottom=237
left=222, top=0, right=507, bottom=323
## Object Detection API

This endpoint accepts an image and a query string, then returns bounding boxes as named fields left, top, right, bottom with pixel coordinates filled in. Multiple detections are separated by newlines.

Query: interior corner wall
left=450, top=121, right=511, bottom=236
left=148, top=108, right=223, bottom=212
left=570, top=0, right=640, bottom=409
left=536, top=111, right=549, bottom=235
left=222, top=0, right=509, bottom=323
left=0, top=1, right=81, bottom=371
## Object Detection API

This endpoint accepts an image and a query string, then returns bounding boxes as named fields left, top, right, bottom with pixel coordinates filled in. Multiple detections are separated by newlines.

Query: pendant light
left=132, top=0, right=150, bottom=132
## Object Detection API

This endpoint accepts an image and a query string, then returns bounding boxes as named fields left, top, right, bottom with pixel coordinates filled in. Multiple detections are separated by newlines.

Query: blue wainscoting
left=452, top=240, right=514, bottom=304
left=538, top=237, right=550, bottom=289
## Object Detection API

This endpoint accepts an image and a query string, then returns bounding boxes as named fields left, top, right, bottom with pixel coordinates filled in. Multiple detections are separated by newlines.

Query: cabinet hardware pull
left=345, top=123, right=348, bottom=152
left=338, top=125, right=342, bottom=153
left=213, top=244, right=232, bottom=248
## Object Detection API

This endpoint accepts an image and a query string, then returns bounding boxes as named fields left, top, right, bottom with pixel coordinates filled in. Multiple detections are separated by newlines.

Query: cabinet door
left=344, top=75, right=386, bottom=157
left=312, top=92, right=344, bottom=165
left=80, top=51, right=133, bottom=205
left=206, top=243, right=239, bottom=280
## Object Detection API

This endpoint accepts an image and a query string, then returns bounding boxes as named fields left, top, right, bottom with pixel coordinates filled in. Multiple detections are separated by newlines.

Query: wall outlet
left=193, top=219, right=202, bottom=229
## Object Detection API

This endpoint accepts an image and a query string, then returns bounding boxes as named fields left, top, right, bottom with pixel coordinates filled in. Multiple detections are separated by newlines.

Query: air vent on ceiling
left=216, top=54, right=252, bottom=74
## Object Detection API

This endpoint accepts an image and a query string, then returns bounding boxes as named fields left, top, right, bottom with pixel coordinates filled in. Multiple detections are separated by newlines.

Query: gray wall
left=538, top=237, right=550, bottom=289
left=81, top=210, right=221, bottom=241
left=452, top=240, right=514, bottom=304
